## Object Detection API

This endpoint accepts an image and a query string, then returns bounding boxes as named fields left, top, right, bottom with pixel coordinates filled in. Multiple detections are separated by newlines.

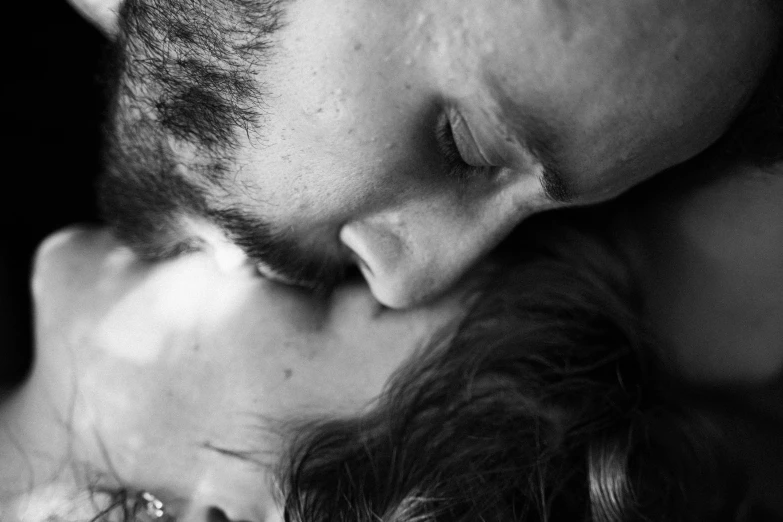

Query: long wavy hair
left=277, top=208, right=773, bottom=522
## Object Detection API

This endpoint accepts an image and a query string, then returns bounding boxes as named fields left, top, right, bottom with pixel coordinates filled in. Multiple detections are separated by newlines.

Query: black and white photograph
left=1, top=0, right=783, bottom=520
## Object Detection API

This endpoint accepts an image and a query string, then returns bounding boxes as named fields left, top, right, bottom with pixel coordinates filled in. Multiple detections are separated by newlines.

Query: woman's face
left=1, top=228, right=466, bottom=521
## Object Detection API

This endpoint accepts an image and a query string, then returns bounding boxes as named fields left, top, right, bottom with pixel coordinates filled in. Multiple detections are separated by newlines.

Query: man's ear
left=67, top=0, right=122, bottom=37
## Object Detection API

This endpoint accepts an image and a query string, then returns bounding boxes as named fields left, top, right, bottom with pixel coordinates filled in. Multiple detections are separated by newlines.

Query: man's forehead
left=439, top=0, right=742, bottom=50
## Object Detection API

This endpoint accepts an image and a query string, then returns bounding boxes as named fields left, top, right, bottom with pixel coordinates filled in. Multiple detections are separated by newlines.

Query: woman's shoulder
left=612, top=158, right=783, bottom=384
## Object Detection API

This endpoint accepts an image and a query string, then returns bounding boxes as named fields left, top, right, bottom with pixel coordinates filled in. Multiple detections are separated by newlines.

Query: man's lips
left=255, top=260, right=318, bottom=288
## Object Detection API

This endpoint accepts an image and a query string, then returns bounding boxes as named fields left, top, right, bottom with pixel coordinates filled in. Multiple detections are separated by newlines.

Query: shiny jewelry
left=136, top=491, right=175, bottom=521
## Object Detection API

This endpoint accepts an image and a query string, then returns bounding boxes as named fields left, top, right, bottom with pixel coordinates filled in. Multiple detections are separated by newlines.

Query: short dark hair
left=277, top=209, right=759, bottom=522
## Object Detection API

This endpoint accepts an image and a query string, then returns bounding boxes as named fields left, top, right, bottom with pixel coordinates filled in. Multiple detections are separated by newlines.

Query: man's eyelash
left=435, top=113, right=496, bottom=187
left=435, top=115, right=479, bottom=184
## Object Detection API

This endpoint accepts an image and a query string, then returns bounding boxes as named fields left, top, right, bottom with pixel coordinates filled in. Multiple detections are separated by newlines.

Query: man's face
left=91, top=0, right=775, bottom=307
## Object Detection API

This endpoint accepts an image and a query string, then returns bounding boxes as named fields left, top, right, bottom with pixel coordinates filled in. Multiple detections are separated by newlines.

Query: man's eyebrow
left=537, top=154, right=574, bottom=204
left=487, top=78, right=577, bottom=204
left=510, top=113, right=576, bottom=204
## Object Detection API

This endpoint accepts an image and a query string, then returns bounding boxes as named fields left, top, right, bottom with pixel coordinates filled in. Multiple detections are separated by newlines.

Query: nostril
left=206, top=507, right=229, bottom=522
left=206, top=506, right=253, bottom=522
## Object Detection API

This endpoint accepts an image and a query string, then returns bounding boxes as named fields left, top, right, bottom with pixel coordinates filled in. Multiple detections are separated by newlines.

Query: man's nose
left=339, top=191, right=537, bottom=308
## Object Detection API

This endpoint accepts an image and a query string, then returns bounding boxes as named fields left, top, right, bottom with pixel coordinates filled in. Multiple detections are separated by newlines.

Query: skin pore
left=72, top=0, right=777, bottom=308
left=0, top=228, right=466, bottom=521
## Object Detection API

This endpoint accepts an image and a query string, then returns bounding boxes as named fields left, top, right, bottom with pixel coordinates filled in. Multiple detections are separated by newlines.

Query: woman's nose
left=204, top=506, right=256, bottom=522
left=179, top=502, right=283, bottom=522
left=174, top=465, right=284, bottom=522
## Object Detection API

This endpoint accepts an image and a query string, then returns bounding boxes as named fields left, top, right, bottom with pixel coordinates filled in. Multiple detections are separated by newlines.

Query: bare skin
left=4, top=188, right=783, bottom=518
left=68, top=0, right=777, bottom=307
left=606, top=156, right=783, bottom=512
left=0, top=228, right=466, bottom=521
left=622, top=159, right=783, bottom=384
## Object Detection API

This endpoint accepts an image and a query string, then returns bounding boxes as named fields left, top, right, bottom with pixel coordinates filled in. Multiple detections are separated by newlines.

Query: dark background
left=1, top=1, right=106, bottom=384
